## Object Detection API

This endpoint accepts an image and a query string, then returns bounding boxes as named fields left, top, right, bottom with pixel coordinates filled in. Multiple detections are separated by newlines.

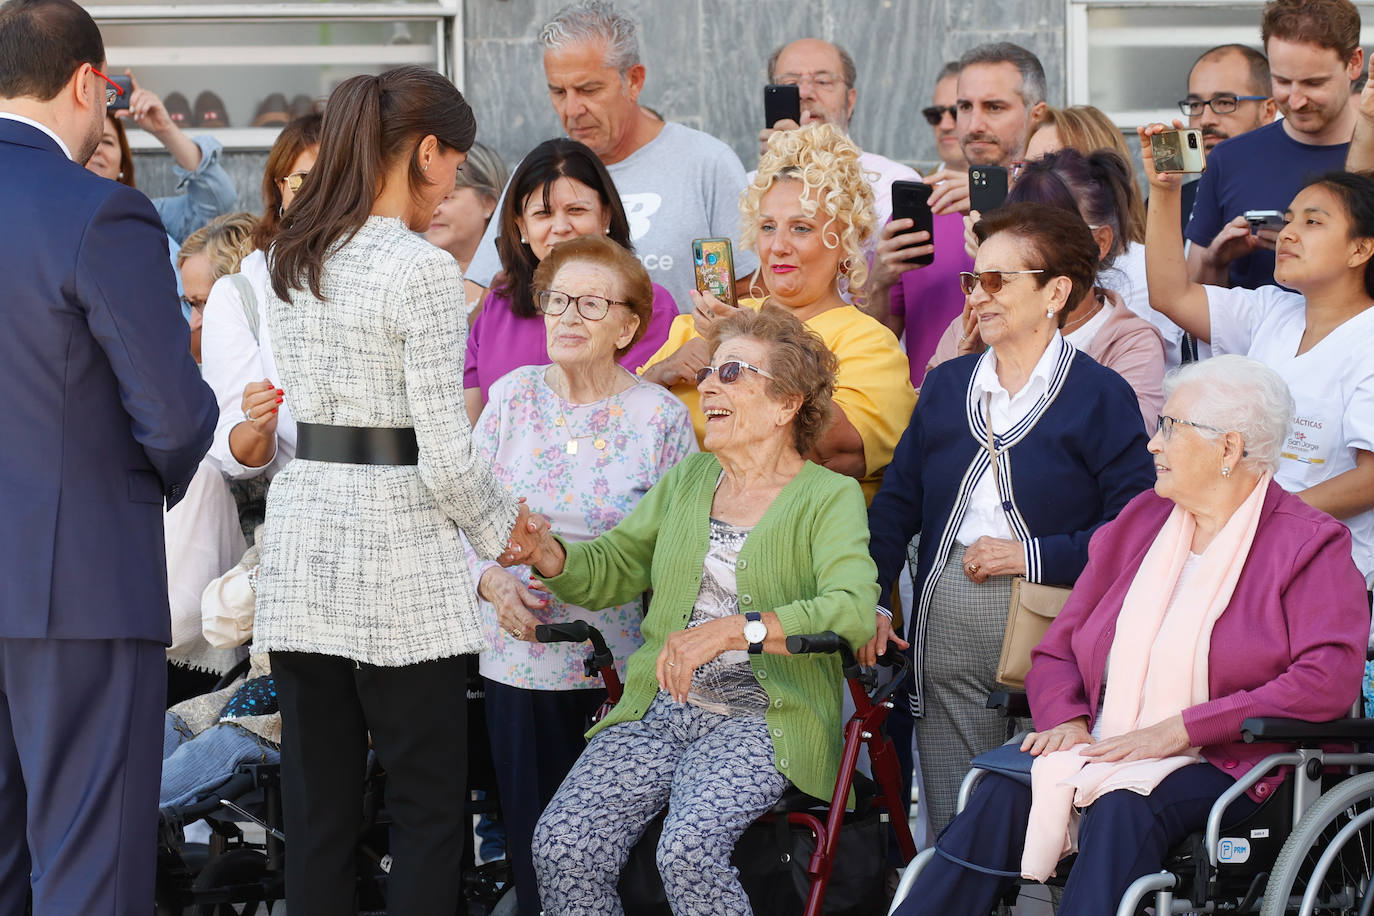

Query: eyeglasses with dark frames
left=1176, top=95, right=1268, bottom=116
left=92, top=67, right=124, bottom=107
left=958, top=269, right=1046, bottom=296
left=921, top=105, right=958, bottom=126
left=535, top=289, right=625, bottom=321
left=695, top=359, right=774, bottom=386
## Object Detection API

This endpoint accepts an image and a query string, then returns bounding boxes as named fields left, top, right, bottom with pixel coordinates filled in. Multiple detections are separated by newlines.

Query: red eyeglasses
left=91, top=67, right=124, bottom=106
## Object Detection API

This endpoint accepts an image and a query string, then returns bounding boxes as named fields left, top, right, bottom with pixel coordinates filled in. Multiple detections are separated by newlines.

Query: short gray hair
left=959, top=42, right=1047, bottom=108
left=1164, top=355, right=1294, bottom=475
left=454, top=141, right=509, bottom=203
left=539, top=0, right=640, bottom=74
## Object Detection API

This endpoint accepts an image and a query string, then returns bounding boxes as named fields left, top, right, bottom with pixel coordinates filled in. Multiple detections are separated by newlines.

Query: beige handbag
left=995, top=578, right=1071, bottom=689
left=977, top=394, right=1073, bottom=690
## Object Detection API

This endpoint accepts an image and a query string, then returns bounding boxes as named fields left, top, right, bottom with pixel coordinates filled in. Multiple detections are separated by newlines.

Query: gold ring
left=667, top=661, right=677, bottom=667
left=507, top=628, right=521, bottom=639
left=967, top=563, right=979, bottom=573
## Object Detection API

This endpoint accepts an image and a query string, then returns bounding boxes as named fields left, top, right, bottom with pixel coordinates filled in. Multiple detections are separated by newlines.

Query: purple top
left=1027, top=482, right=1368, bottom=803
left=464, top=281, right=679, bottom=403
left=889, top=210, right=975, bottom=387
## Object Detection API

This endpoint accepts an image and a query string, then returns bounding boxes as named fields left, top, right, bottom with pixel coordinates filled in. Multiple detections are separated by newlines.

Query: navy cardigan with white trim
left=867, top=342, right=1155, bottom=715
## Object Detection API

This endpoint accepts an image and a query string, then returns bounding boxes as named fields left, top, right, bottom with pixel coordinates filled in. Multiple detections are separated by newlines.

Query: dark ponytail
left=269, top=66, right=476, bottom=301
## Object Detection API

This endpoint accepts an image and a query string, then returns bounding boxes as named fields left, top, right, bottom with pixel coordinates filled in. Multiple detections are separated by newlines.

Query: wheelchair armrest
left=986, top=690, right=1032, bottom=719
left=1240, top=716, right=1374, bottom=744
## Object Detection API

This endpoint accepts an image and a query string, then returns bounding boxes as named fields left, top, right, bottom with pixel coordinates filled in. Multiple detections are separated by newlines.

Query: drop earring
left=1221, top=466, right=1232, bottom=478
left=1046, top=306, right=1055, bottom=319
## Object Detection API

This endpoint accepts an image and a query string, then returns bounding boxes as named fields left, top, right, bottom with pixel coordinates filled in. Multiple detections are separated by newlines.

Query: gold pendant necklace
left=554, top=404, right=607, bottom=455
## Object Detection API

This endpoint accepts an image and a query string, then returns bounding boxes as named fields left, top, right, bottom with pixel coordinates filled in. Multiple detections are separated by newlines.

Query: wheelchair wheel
left=1261, top=771, right=1374, bottom=915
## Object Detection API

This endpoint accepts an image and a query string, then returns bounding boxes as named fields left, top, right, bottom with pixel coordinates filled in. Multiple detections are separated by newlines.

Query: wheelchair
left=888, top=690, right=1374, bottom=915
left=153, top=655, right=513, bottom=915
left=535, top=621, right=919, bottom=916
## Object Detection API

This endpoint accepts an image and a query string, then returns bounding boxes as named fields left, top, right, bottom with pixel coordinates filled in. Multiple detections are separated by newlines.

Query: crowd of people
left=5, top=0, right=1374, bottom=913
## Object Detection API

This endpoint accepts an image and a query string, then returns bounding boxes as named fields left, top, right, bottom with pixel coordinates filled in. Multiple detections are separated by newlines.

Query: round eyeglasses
left=535, top=290, right=625, bottom=321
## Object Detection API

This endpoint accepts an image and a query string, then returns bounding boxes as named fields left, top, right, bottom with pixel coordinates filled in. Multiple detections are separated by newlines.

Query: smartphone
left=889, top=180, right=935, bottom=267
left=692, top=238, right=736, bottom=307
left=968, top=165, right=1009, bottom=214
left=1150, top=128, right=1207, bottom=174
left=764, top=84, right=801, bottom=129
left=1243, top=210, right=1285, bottom=233
left=109, top=74, right=132, bottom=111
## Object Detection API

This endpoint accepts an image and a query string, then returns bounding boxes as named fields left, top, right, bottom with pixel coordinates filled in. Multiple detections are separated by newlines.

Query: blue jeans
left=160, top=714, right=279, bottom=808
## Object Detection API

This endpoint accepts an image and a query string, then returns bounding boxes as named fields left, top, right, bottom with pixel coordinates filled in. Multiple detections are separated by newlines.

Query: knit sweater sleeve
left=771, top=473, right=879, bottom=650
left=539, top=453, right=698, bottom=610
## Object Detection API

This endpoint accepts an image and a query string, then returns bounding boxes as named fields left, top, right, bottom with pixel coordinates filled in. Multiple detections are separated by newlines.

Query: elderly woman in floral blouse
left=466, top=234, right=695, bottom=916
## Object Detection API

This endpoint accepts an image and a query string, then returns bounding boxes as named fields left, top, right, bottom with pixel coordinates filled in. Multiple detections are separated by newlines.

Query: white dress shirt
left=955, top=334, right=1065, bottom=547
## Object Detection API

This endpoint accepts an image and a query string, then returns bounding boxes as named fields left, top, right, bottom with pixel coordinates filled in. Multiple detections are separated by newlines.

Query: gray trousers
left=915, top=544, right=1028, bottom=833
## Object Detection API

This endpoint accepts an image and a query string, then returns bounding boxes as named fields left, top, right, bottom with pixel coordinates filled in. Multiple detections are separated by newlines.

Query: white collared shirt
left=955, top=334, right=1066, bottom=546
left=0, top=112, right=72, bottom=160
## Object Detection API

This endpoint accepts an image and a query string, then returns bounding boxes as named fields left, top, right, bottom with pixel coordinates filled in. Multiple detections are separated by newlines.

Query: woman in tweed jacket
left=255, top=68, right=534, bottom=916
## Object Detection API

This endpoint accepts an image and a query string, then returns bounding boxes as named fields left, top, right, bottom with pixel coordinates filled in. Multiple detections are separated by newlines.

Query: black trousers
left=484, top=678, right=606, bottom=916
left=272, top=651, right=469, bottom=916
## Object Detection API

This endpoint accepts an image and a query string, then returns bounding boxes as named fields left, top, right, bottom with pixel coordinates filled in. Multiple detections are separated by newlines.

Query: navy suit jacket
left=0, top=118, right=217, bottom=642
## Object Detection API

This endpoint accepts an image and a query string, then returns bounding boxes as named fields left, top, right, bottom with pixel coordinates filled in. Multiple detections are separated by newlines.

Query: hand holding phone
left=692, top=238, right=737, bottom=308
left=764, top=84, right=802, bottom=129
left=890, top=181, right=935, bottom=267
left=968, top=166, right=1008, bottom=214
left=1149, top=129, right=1206, bottom=174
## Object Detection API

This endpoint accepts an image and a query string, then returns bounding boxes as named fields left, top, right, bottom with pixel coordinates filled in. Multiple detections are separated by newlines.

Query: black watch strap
left=745, top=610, right=764, bottom=654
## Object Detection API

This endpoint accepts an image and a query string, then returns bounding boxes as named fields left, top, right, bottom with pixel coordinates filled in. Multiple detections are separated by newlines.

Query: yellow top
left=642, top=298, right=916, bottom=502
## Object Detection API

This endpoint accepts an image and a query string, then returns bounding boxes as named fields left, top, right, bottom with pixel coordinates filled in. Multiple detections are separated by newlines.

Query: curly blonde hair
left=740, top=123, right=876, bottom=306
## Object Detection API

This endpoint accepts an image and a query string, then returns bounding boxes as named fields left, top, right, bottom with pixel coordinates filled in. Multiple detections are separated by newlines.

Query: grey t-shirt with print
left=467, top=121, right=757, bottom=310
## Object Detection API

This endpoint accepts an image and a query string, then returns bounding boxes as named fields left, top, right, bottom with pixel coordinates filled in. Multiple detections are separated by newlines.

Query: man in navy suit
left=0, top=1, right=217, bottom=911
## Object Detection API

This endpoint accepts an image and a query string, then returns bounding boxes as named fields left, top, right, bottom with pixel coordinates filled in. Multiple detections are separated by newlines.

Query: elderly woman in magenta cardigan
left=895, top=355, right=1369, bottom=916
left=510, top=306, right=876, bottom=915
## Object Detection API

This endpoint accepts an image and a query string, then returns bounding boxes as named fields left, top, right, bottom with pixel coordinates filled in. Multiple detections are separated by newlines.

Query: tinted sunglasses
left=283, top=171, right=310, bottom=193
left=694, top=359, right=774, bottom=386
left=922, top=105, right=957, bottom=126
left=958, top=269, right=1045, bottom=296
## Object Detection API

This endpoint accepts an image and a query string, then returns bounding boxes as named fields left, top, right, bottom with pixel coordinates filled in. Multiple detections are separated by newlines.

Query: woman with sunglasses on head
left=200, top=113, right=321, bottom=529
left=642, top=122, right=915, bottom=503
left=1142, top=121, right=1374, bottom=605
left=463, top=234, right=693, bottom=916
left=254, top=69, right=537, bottom=916
left=866, top=202, right=1156, bottom=835
left=463, top=137, right=679, bottom=424
left=518, top=305, right=876, bottom=914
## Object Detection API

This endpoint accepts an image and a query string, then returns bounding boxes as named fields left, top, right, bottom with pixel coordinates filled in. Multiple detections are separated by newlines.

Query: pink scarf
left=1019, top=474, right=1271, bottom=881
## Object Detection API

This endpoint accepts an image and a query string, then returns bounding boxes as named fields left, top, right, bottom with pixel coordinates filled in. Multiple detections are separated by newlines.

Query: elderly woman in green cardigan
left=517, top=306, right=878, bottom=914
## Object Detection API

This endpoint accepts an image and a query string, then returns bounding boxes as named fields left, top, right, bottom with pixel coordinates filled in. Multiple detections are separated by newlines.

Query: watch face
left=744, top=621, right=768, bottom=644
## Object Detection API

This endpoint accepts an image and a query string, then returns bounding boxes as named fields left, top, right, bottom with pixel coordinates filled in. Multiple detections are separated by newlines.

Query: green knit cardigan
left=541, top=452, right=878, bottom=801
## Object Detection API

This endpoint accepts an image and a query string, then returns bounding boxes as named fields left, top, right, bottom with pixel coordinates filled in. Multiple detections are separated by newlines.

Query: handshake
left=497, top=499, right=561, bottom=575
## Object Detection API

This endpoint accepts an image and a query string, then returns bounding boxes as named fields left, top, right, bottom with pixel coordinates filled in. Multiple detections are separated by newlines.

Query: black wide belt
left=295, top=422, right=419, bottom=465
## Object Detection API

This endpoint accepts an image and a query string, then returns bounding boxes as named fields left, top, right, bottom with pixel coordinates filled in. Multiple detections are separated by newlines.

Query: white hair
left=1163, top=355, right=1294, bottom=475
left=539, top=0, right=640, bottom=74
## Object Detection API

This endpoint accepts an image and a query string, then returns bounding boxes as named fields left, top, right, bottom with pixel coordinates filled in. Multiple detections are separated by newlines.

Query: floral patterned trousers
left=532, top=691, right=787, bottom=915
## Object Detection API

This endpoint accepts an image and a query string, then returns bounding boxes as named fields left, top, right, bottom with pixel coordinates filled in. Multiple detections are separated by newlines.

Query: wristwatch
left=743, top=611, right=766, bottom=654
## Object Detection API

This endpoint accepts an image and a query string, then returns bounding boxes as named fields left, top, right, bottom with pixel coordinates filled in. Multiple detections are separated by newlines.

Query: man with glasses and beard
left=1185, top=0, right=1362, bottom=289
left=0, top=0, right=215, bottom=911
left=1175, top=45, right=1278, bottom=230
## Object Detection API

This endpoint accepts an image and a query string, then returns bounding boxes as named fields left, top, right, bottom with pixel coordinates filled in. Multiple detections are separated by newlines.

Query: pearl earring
left=1221, top=466, right=1232, bottom=478
left=1046, top=306, right=1055, bottom=319
left=520, top=237, right=528, bottom=244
